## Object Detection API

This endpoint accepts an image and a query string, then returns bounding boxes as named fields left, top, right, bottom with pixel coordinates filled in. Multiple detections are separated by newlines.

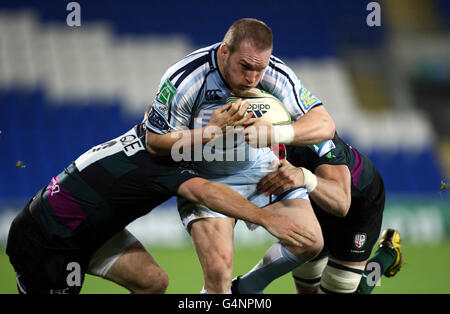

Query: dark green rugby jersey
left=35, top=124, right=198, bottom=252
left=286, top=133, right=377, bottom=199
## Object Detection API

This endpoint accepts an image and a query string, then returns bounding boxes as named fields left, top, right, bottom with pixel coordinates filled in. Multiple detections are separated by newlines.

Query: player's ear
left=220, top=44, right=230, bottom=58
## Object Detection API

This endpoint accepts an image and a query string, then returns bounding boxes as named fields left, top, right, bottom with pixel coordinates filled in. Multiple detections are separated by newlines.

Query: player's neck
left=216, top=45, right=226, bottom=80
left=216, top=44, right=232, bottom=91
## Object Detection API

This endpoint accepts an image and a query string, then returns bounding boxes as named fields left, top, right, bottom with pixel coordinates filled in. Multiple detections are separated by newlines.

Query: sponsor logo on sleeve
left=154, top=99, right=169, bottom=114
left=325, top=151, right=337, bottom=159
left=147, top=107, right=170, bottom=132
left=299, top=85, right=319, bottom=110
left=157, top=79, right=177, bottom=106
left=308, top=140, right=336, bottom=157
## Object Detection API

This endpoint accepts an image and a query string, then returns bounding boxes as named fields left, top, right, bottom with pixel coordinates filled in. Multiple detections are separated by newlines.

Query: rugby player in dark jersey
left=232, top=134, right=403, bottom=294
left=6, top=123, right=315, bottom=294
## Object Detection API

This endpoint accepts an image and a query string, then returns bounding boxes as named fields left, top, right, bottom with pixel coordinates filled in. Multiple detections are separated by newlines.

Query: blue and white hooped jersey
left=145, top=42, right=323, bottom=175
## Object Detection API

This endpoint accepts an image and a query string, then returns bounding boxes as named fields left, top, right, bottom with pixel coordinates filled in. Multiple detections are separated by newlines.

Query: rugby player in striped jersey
left=144, top=18, right=335, bottom=293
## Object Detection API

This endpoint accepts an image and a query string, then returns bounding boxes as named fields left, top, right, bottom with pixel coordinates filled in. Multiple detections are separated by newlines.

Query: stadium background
left=0, top=0, right=449, bottom=293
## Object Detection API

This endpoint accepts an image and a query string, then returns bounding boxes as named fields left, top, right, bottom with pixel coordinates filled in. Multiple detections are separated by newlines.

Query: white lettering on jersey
left=50, top=177, right=60, bottom=196
left=74, top=128, right=144, bottom=172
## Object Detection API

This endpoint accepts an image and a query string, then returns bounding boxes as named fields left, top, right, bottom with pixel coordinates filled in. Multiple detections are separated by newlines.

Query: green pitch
left=1, top=239, right=450, bottom=294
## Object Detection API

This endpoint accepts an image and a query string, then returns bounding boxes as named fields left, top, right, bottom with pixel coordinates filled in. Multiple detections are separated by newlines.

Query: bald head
left=222, top=18, right=273, bottom=54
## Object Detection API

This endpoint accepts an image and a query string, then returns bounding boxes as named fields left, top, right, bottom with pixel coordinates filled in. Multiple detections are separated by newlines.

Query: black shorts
left=6, top=197, right=89, bottom=294
left=314, top=170, right=385, bottom=262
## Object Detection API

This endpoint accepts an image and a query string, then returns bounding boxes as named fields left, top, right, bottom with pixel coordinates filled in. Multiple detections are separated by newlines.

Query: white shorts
left=178, top=148, right=309, bottom=230
left=86, top=229, right=138, bottom=278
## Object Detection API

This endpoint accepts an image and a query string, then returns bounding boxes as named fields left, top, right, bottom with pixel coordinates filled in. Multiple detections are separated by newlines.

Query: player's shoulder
left=185, top=43, right=218, bottom=59
left=261, top=54, right=299, bottom=91
left=269, top=55, right=286, bottom=66
left=313, top=134, right=350, bottom=165
left=164, top=43, right=218, bottom=86
left=265, top=54, right=291, bottom=74
left=156, top=44, right=219, bottom=108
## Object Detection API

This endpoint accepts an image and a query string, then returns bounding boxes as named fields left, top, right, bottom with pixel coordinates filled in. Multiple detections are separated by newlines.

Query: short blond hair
left=222, top=18, right=273, bottom=54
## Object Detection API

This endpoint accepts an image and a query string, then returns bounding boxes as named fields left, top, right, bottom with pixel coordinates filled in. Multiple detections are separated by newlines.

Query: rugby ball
left=228, top=88, right=291, bottom=125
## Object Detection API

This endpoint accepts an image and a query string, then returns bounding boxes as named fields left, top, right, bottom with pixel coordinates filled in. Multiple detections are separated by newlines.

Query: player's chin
left=234, top=85, right=253, bottom=94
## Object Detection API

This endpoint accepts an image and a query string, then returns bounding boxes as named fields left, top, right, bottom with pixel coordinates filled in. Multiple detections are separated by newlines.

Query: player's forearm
left=290, top=106, right=335, bottom=146
left=145, top=128, right=214, bottom=156
left=309, top=177, right=350, bottom=217
left=189, top=180, right=270, bottom=226
left=204, top=182, right=270, bottom=225
left=179, top=177, right=317, bottom=247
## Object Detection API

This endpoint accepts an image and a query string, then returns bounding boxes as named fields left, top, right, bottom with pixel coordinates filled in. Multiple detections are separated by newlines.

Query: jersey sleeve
left=260, top=56, right=323, bottom=121
left=287, top=140, right=347, bottom=173
left=145, top=67, right=194, bottom=135
left=308, top=139, right=348, bottom=170
left=150, top=157, right=199, bottom=195
left=145, top=79, right=193, bottom=134
left=145, top=49, right=213, bottom=134
left=155, top=168, right=199, bottom=195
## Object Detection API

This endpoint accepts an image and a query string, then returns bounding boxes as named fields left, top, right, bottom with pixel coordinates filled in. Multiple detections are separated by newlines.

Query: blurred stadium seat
left=0, top=0, right=447, bottom=207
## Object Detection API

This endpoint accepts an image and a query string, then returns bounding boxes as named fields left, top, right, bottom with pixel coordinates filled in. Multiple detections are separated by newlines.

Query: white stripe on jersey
left=151, top=46, right=214, bottom=131
left=162, top=49, right=210, bottom=90
left=185, top=45, right=213, bottom=58
left=172, top=65, right=211, bottom=129
left=264, top=57, right=322, bottom=119
left=261, top=72, right=304, bottom=118
left=170, top=71, right=185, bottom=86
